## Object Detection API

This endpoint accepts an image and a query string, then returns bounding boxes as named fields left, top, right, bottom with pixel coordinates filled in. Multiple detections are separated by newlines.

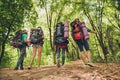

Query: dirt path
left=0, top=60, right=120, bottom=80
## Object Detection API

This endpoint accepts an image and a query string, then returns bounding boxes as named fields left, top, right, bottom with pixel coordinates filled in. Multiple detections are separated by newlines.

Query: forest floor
left=0, top=60, right=120, bottom=80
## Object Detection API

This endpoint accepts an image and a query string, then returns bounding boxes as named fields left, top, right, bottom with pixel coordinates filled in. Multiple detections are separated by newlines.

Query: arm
left=23, top=34, right=29, bottom=43
left=90, top=30, right=97, bottom=34
left=24, top=38, right=28, bottom=43
left=86, top=28, right=91, bottom=32
left=86, top=27, right=97, bottom=34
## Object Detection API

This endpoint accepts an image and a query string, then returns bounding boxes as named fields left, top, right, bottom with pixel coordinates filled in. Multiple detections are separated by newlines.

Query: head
left=75, top=18, right=80, bottom=23
left=70, top=21, right=76, bottom=27
left=37, top=26, right=42, bottom=30
left=22, top=29, right=28, bottom=34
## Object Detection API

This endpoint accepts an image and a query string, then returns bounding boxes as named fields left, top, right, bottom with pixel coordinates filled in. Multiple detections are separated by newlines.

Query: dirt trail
left=0, top=60, right=120, bottom=80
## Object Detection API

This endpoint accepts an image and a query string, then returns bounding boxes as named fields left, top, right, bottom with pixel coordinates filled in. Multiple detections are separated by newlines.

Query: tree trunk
left=0, top=8, right=20, bottom=64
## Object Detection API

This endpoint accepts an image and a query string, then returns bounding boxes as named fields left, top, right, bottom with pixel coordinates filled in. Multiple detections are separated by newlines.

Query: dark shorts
left=75, top=39, right=89, bottom=52
left=32, top=42, right=43, bottom=48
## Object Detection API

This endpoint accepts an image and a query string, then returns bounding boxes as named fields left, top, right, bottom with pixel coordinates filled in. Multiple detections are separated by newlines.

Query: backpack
left=80, top=22, right=89, bottom=40
left=30, top=28, right=43, bottom=44
left=54, top=22, right=68, bottom=44
left=10, top=30, right=23, bottom=48
left=71, top=21, right=83, bottom=40
left=63, top=21, right=69, bottom=39
left=56, top=22, right=64, bottom=37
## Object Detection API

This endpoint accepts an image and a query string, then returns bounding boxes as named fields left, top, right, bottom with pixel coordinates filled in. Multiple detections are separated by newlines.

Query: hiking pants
left=56, top=48, right=65, bottom=65
left=15, top=45, right=26, bottom=69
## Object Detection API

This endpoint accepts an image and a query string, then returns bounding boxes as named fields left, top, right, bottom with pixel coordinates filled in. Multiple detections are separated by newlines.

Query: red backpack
left=71, top=21, right=83, bottom=40
left=73, top=24, right=83, bottom=40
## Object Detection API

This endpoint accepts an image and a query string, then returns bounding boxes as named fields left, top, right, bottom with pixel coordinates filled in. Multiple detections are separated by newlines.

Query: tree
left=0, top=0, right=34, bottom=64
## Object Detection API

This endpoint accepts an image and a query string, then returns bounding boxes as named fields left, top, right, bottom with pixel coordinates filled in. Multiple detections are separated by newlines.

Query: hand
left=92, top=31, right=97, bottom=34
left=93, top=31, right=97, bottom=34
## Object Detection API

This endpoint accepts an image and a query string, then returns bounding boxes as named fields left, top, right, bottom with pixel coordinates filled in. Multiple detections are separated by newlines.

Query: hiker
left=54, top=22, right=69, bottom=67
left=70, top=18, right=96, bottom=67
left=14, top=29, right=29, bottom=70
left=28, top=27, right=44, bottom=69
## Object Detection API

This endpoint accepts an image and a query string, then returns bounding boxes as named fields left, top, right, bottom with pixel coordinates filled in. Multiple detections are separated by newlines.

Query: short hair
left=22, top=29, right=27, bottom=34
left=75, top=18, right=79, bottom=21
left=37, top=26, right=42, bottom=29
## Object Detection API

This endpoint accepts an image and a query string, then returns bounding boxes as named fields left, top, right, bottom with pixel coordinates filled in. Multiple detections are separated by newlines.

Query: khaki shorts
left=32, top=44, right=42, bottom=48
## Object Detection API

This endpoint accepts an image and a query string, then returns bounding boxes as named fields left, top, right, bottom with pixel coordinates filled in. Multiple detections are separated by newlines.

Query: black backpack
left=54, top=22, right=68, bottom=44
left=30, top=28, right=43, bottom=44
left=56, top=22, right=64, bottom=37
left=10, top=30, right=23, bottom=48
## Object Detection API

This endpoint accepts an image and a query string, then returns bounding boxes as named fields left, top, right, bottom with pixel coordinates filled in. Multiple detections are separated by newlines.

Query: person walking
left=70, top=18, right=96, bottom=67
left=14, top=29, right=29, bottom=70
left=28, top=27, right=44, bottom=70
left=54, top=22, right=69, bottom=67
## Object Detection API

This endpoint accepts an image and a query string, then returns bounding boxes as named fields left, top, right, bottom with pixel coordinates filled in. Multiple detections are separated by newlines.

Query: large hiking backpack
left=64, top=21, right=69, bottom=39
left=10, top=30, right=23, bottom=48
left=80, top=22, right=89, bottom=40
left=54, top=22, right=68, bottom=44
left=30, top=28, right=43, bottom=44
left=56, top=22, right=64, bottom=37
left=71, top=21, right=83, bottom=40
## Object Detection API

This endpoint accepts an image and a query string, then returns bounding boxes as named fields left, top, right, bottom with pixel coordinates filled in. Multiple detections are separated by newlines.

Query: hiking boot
left=27, top=66, right=31, bottom=70
left=62, top=61, right=65, bottom=66
left=57, top=60, right=60, bottom=67
left=20, top=68, right=24, bottom=70
left=87, top=62, right=94, bottom=67
left=14, top=67, right=18, bottom=70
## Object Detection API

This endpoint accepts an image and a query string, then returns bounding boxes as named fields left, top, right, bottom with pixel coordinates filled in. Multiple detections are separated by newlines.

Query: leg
left=20, top=46, right=26, bottom=70
left=14, top=46, right=26, bottom=70
left=75, top=40, right=87, bottom=64
left=20, top=60, right=24, bottom=70
left=84, top=40, right=93, bottom=67
left=80, top=51, right=87, bottom=64
left=37, top=46, right=42, bottom=69
left=83, top=40, right=91, bottom=62
left=29, top=46, right=37, bottom=68
left=56, top=47, right=60, bottom=67
left=86, top=50, right=93, bottom=67
left=86, top=50, right=91, bottom=62
left=62, top=48, right=65, bottom=66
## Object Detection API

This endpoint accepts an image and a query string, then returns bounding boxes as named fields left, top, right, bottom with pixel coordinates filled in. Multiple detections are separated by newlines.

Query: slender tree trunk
left=0, top=8, right=20, bottom=63
left=83, top=0, right=109, bottom=64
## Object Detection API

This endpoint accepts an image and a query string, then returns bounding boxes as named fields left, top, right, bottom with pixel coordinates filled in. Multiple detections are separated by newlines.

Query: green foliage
left=0, top=0, right=120, bottom=68
left=0, top=46, right=15, bottom=68
left=0, top=52, right=12, bottom=68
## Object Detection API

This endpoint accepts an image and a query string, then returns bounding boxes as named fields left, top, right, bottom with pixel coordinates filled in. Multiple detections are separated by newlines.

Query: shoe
left=20, top=68, right=24, bottom=70
left=57, top=60, right=60, bottom=67
left=62, top=61, right=64, bottom=66
left=14, top=67, right=18, bottom=70
left=28, top=66, right=31, bottom=70
left=87, top=62, right=94, bottom=67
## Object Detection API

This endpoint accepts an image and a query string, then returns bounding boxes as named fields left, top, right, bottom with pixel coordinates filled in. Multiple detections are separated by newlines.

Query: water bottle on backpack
left=80, top=22, right=89, bottom=40
left=64, top=21, right=69, bottom=39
